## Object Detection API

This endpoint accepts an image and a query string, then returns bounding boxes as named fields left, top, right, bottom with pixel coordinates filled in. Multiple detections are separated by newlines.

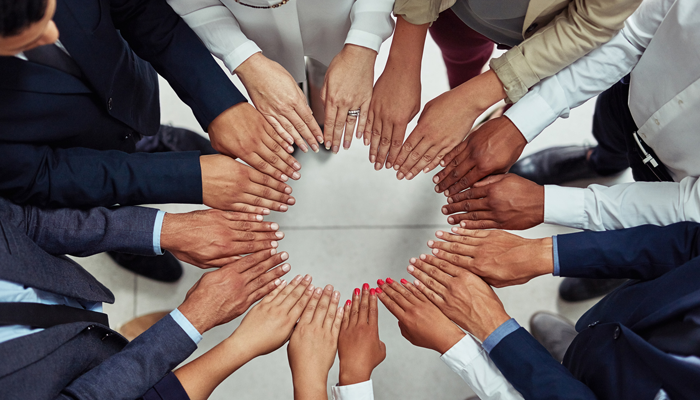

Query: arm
left=492, top=0, right=644, bottom=103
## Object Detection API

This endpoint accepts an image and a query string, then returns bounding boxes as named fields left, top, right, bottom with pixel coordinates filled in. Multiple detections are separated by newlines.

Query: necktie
left=24, top=43, right=85, bottom=79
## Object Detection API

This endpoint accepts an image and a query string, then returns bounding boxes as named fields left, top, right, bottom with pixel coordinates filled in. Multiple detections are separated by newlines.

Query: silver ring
left=347, top=109, right=360, bottom=117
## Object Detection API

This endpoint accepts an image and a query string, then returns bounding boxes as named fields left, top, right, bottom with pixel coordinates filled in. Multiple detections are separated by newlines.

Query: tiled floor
left=76, top=31, right=633, bottom=399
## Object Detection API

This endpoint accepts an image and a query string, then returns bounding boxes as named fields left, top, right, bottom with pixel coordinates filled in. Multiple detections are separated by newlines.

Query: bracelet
left=234, top=0, right=290, bottom=9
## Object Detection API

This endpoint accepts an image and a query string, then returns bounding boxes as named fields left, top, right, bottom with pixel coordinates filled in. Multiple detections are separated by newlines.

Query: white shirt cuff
left=544, top=185, right=587, bottom=229
left=345, top=30, right=383, bottom=53
left=170, top=309, right=202, bottom=345
left=152, top=210, right=166, bottom=255
left=331, top=380, right=374, bottom=400
left=504, top=76, right=571, bottom=143
left=224, top=41, right=262, bottom=74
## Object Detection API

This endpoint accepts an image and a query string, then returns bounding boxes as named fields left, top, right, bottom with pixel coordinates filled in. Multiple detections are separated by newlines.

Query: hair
left=0, top=0, right=48, bottom=37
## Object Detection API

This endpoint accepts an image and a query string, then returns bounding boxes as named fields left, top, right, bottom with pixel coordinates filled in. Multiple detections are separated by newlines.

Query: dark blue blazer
left=490, top=223, right=700, bottom=400
left=0, top=199, right=196, bottom=399
left=0, top=0, right=247, bottom=208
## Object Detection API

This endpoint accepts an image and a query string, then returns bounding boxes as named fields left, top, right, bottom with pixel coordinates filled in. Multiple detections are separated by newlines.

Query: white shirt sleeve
left=331, top=380, right=374, bottom=400
left=166, top=0, right=261, bottom=73
left=440, top=335, right=524, bottom=400
left=504, top=0, right=674, bottom=142
left=345, top=0, right=395, bottom=53
left=544, top=176, right=700, bottom=231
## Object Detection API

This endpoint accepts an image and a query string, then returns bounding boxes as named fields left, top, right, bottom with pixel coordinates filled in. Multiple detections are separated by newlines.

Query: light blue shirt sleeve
left=170, top=308, right=202, bottom=345
left=152, top=210, right=166, bottom=255
left=482, top=318, right=520, bottom=354
left=552, top=235, right=561, bottom=276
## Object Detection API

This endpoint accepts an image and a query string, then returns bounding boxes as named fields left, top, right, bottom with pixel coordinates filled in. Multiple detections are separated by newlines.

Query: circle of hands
left=170, top=49, right=554, bottom=397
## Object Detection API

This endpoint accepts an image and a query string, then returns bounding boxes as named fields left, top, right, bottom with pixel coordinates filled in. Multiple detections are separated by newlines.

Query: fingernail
left=343, top=141, right=350, bottom=149
left=262, top=209, right=271, bottom=215
left=281, top=174, right=289, bottom=182
left=271, top=241, right=278, bottom=248
left=397, top=172, right=404, bottom=180
left=315, top=287, right=323, bottom=295
left=385, top=162, right=392, bottom=169
left=293, top=275, right=302, bottom=282
left=356, top=131, right=362, bottom=139
left=440, top=160, right=446, bottom=166
left=325, top=141, right=331, bottom=150
left=441, top=207, right=448, bottom=215
left=281, top=252, right=288, bottom=260
left=282, top=264, right=291, bottom=272
left=377, top=279, right=385, bottom=286
left=461, top=221, right=467, bottom=228
left=414, top=279, right=421, bottom=287
left=325, top=284, right=333, bottom=291
left=445, top=189, right=450, bottom=196
left=447, top=197, right=453, bottom=204
left=332, top=145, right=339, bottom=154
left=256, top=215, right=264, bottom=221
left=432, top=249, right=439, bottom=255
left=334, top=291, right=340, bottom=299
left=287, top=198, right=296, bottom=205
left=406, top=173, right=414, bottom=180
left=345, top=300, right=352, bottom=306
left=423, top=167, right=429, bottom=173
left=410, top=258, right=417, bottom=264
left=307, top=284, right=315, bottom=292
left=287, top=145, right=295, bottom=153
left=292, top=172, right=301, bottom=180
left=400, top=278, right=408, bottom=285
left=452, top=227, right=459, bottom=233
left=311, top=144, right=319, bottom=153
left=293, top=162, right=302, bottom=170
left=374, top=162, right=382, bottom=171
left=364, top=138, right=370, bottom=146
left=386, top=277, right=394, bottom=284
left=448, top=217, right=455, bottom=224
left=275, top=231, right=284, bottom=238
left=303, top=274, right=312, bottom=282
left=270, top=249, right=277, bottom=255
left=275, top=278, right=282, bottom=285
left=317, top=136, right=324, bottom=143
left=354, top=288, right=360, bottom=296
left=284, top=187, right=292, bottom=194
left=279, top=205, right=288, bottom=212
left=370, top=155, right=376, bottom=163
left=393, top=164, right=399, bottom=171
left=436, top=231, right=443, bottom=237
left=428, top=240, right=435, bottom=246
left=376, top=288, right=383, bottom=294
left=285, top=137, right=294, bottom=145
left=300, top=144, right=308, bottom=153
left=407, top=265, right=415, bottom=273
left=363, top=283, right=369, bottom=291
left=420, top=254, right=427, bottom=260
left=370, top=288, right=376, bottom=296
left=433, top=176, right=440, bottom=184
left=434, top=186, right=441, bottom=193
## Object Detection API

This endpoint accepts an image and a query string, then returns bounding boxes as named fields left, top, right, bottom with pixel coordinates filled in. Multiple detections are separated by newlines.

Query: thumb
left=473, top=174, right=507, bottom=188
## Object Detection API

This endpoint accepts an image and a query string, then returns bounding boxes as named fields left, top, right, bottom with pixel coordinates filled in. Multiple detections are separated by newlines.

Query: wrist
left=159, top=212, right=182, bottom=253
left=233, top=51, right=264, bottom=81
left=456, top=70, right=507, bottom=115
left=537, top=237, right=555, bottom=275
left=338, top=364, right=372, bottom=386
left=435, top=330, right=467, bottom=355
left=471, top=310, right=511, bottom=343
left=177, top=303, right=213, bottom=335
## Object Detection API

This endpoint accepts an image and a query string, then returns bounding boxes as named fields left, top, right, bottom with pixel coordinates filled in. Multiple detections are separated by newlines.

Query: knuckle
left=409, top=151, right=421, bottom=161
left=422, top=154, right=433, bottom=162
left=256, top=160, right=270, bottom=171
left=380, top=137, right=391, bottom=146
left=371, top=129, right=381, bottom=138
left=403, top=142, right=414, bottom=152
left=253, top=197, right=264, bottom=206
left=391, top=139, right=403, bottom=147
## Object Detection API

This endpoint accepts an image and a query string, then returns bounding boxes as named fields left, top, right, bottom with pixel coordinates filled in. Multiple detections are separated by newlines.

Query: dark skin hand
left=442, top=173, right=544, bottom=230
left=433, top=116, right=526, bottom=195
left=427, top=228, right=554, bottom=288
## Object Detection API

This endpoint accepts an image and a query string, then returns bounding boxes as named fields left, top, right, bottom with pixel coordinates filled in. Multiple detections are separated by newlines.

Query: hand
left=178, top=248, right=292, bottom=334
left=433, top=116, right=526, bottom=195
left=377, top=278, right=464, bottom=354
left=427, top=228, right=554, bottom=287
left=338, top=284, right=386, bottom=386
left=321, top=44, right=377, bottom=153
left=200, top=154, right=296, bottom=214
left=405, top=254, right=511, bottom=342
left=288, top=284, right=343, bottom=399
left=160, top=209, right=285, bottom=268
left=229, top=274, right=315, bottom=358
left=208, top=102, right=302, bottom=181
left=365, top=16, right=425, bottom=171
left=236, top=53, right=323, bottom=153
left=441, top=173, right=544, bottom=229
left=394, top=70, right=507, bottom=181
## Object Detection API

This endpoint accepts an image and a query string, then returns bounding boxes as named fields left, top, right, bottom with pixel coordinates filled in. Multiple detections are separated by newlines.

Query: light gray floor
left=76, top=32, right=633, bottom=399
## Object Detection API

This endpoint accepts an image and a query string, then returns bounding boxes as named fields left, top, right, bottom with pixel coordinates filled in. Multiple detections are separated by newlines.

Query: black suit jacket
left=0, top=0, right=246, bottom=208
left=489, top=223, right=700, bottom=400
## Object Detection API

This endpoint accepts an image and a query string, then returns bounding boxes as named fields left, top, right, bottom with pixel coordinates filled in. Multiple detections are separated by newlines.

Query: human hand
left=441, top=173, right=544, bottom=229
left=236, top=53, right=323, bottom=153
left=160, top=209, right=285, bottom=268
left=321, top=44, right=376, bottom=153
left=427, top=228, right=554, bottom=287
left=394, top=70, right=506, bottom=181
left=405, top=255, right=510, bottom=342
left=338, top=284, right=386, bottom=386
left=288, top=284, right=343, bottom=398
left=433, top=116, right=526, bottom=195
left=178, top=249, right=292, bottom=334
left=377, top=278, right=464, bottom=354
left=208, top=102, right=302, bottom=181
left=200, top=154, right=296, bottom=214
left=229, top=274, right=315, bottom=359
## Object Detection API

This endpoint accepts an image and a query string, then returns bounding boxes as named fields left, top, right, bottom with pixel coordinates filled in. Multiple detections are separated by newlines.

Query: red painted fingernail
left=376, top=288, right=383, bottom=294
left=354, top=288, right=360, bottom=296
left=345, top=300, right=351, bottom=306
left=377, top=279, right=385, bottom=286
left=386, top=277, right=394, bottom=284
left=370, top=288, right=376, bottom=296
left=400, top=278, right=408, bottom=285
left=363, top=283, right=370, bottom=290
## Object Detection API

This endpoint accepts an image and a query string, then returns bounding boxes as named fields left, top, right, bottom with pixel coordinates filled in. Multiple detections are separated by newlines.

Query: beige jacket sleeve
left=492, top=0, right=643, bottom=102
left=393, top=0, right=456, bottom=25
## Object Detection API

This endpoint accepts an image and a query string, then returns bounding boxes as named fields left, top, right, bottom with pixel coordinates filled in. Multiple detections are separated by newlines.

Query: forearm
left=383, top=16, right=428, bottom=80
left=292, top=376, right=329, bottom=400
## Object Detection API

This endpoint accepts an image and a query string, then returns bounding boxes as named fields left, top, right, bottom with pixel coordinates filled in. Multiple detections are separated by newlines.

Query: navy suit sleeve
left=56, top=315, right=197, bottom=400
left=0, top=143, right=202, bottom=208
left=109, top=0, right=247, bottom=130
left=557, top=222, right=700, bottom=280
left=489, top=328, right=597, bottom=400
left=0, top=197, right=157, bottom=256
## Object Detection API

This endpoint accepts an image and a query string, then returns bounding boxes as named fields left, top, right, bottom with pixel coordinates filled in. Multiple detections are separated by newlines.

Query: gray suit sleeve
left=0, top=197, right=158, bottom=256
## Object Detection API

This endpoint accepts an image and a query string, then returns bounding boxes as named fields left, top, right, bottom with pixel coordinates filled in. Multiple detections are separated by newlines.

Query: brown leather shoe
left=117, top=311, right=171, bottom=341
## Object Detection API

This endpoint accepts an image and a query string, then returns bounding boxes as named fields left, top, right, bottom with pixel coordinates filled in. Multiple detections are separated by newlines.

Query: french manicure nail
left=386, top=277, right=394, bottom=284
left=400, top=278, right=408, bottom=285
left=317, top=136, right=324, bottom=143
left=354, top=288, right=360, bottom=296
left=325, top=141, right=331, bottom=150
left=370, top=288, right=376, bottom=296
left=300, top=144, right=308, bottom=153
left=281, top=174, right=289, bottom=181
left=332, top=145, right=339, bottom=154
left=275, top=232, right=284, bottom=238
left=343, top=141, right=350, bottom=149
left=377, top=279, right=385, bottom=286
left=407, top=265, right=415, bottom=273
left=282, top=264, right=291, bottom=272
left=376, top=288, right=383, bottom=294
left=271, top=241, right=278, bottom=248
left=406, top=173, right=414, bottom=180
left=311, top=144, right=319, bottom=153
left=363, top=283, right=369, bottom=291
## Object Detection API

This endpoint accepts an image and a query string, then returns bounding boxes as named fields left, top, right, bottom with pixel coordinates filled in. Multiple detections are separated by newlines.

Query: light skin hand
left=434, top=116, right=526, bottom=195
left=160, top=209, right=286, bottom=268
left=321, top=44, right=377, bottom=153
left=394, top=70, right=507, bottom=181
left=376, top=278, right=464, bottom=354
left=366, top=16, right=426, bottom=170
left=427, top=228, right=554, bottom=287
left=177, top=248, right=292, bottom=334
left=405, top=255, right=511, bottom=342
left=288, top=285, right=343, bottom=400
left=338, top=284, right=386, bottom=386
left=236, top=53, right=323, bottom=153
left=207, top=102, right=301, bottom=181
left=200, top=154, right=296, bottom=214
left=442, top=173, right=544, bottom=230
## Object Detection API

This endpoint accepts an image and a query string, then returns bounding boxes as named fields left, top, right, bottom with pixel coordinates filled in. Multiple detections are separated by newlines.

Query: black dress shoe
left=509, top=145, right=602, bottom=185
left=135, top=125, right=217, bottom=155
left=107, top=251, right=183, bottom=283
left=558, top=277, right=627, bottom=302
left=529, top=311, right=578, bottom=362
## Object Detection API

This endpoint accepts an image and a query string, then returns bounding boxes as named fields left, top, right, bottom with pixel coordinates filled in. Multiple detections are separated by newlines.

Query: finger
left=394, top=136, right=424, bottom=180
left=219, top=202, right=270, bottom=216
left=229, top=248, right=277, bottom=273
left=264, top=114, right=297, bottom=149
left=230, top=230, right=283, bottom=243
left=436, top=164, right=477, bottom=196
left=369, top=118, right=383, bottom=167
left=244, top=251, right=290, bottom=282
left=446, top=167, right=490, bottom=196
left=451, top=212, right=500, bottom=228
left=272, top=274, right=303, bottom=305
left=472, top=174, right=507, bottom=188
left=293, top=103, right=323, bottom=152
left=222, top=212, right=269, bottom=224
left=379, top=278, right=413, bottom=309
left=276, top=114, right=308, bottom=153
left=402, top=280, right=430, bottom=303
left=359, top=283, right=370, bottom=324
left=434, top=143, right=470, bottom=186
left=439, top=140, right=468, bottom=168
left=412, top=278, right=446, bottom=308
left=376, top=285, right=405, bottom=320
left=407, top=259, right=449, bottom=298
left=341, top=299, right=352, bottom=331
left=299, top=284, right=322, bottom=325
left=331, top=304, right=344, bottom=338
left=280, top=274, right=313, bottom=310
left=406, top=145, right=439, bottom=180
left=408, top=253, right=452, bottom=288
left=246, top=264, right=292, bottom=305
left=375, top=123, right=393, bottom=171
left=369, top=287, right=379, bottom=327
left=343, top=110, right=358, bottom=150
left=260, top=276, right=289, bottom=303
left=385, top=123, right=407, bottom=170
left=237, top=192, right=291, bottom=214
left=364, top=108, right=375, bottom=146
left=323, top=103, right=338, bottom=151
left=356, top=101, right=370, bottom=141
left=226, top=239, right=278, bottom=259
left=323, top=289, right=341, bottom=330
left=244, top=179, right=295, bottom=208
left=313, top=284, right=333, bottom=325
left=413, top=253, right=462, bottom=277
left=249, top=168, right=294, bottom=195
left=349, top=287, right=361, bottom=326
left=392, top=278, right=421, bottom=305
left=289, top=280, right=317, bottom=321
left=450, top=227, right=491, bottom=239
left=442, top=198, right=491, bottom=216
left=446, top=186, right=490, bottom=205
left=269, top=128, right=296, bottom=154
left=423, top=148, right=448, bottom=174
left=260, top=134, right=302, bottom=178
left=332, top=106, right=349, bottom=154
left=435, top=229, right=485, bottom=248
left=205, top=255, right=243, bottom=267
